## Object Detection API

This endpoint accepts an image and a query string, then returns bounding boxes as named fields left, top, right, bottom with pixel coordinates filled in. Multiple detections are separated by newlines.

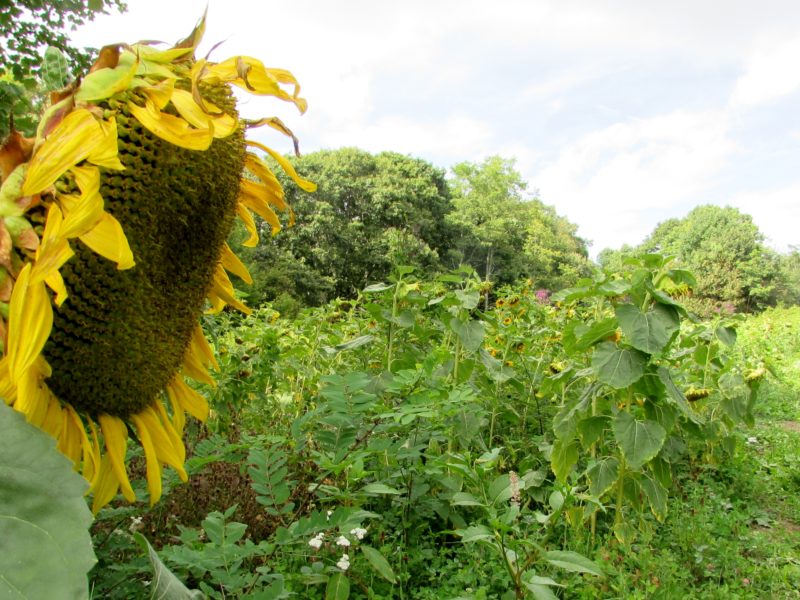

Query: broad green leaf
left=613, top=412, right=666, bottom=470
left=657, top=367, right=703, bottom=424
left=325, top=573, right=350, bottom=600
left=586, top=457, right=619, bottom=498
left=363, top=282, right=393, bottom=292
left=639, top=476, right=668, bottom=521
left=457, top=524, right=494, bottom=543
left=450, top=318, right=485, bottom=353
left=551, top=437, right=579, bottom=483
left=333, top=335, right=375, bottom=352
left=576, top=415, right=609, bottom=448
left=361, top=483, right=403, bottom=495
left=361, top=545, right=397, bottom=583
left=454, top=289, right=480, bottom=310
left=573, top=317, right=619, bottom=351
left=715, top=325, right=737, bottom=346
left=523, top=583, right=559, bottom=600
left=134, top=533, right=204, bottom=599
left=616, top=303, right=680, bottom=355
left=614, top=521, right=637, bottom=546
left=488, top=473, right=512, bottom=504
left=0, top=402, right=96, bottom=600
left=591, top=342, right=646, bottom=388
left=450, top=491, right=485, bottom=507
left=544, top=550, right=604, bottom=577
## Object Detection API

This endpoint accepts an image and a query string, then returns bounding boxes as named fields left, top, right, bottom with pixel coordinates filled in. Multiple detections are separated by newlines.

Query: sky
left=70, top=0, right=800, bottom=257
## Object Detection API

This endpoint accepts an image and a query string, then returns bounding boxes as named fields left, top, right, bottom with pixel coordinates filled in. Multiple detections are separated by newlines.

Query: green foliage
left=447, top=156, right=590, bottom=290
left=0, top=0, right=127, bottom=83
left=0, top=401, right=96, bottom=599
left=600, top=205, right=790, bottom=315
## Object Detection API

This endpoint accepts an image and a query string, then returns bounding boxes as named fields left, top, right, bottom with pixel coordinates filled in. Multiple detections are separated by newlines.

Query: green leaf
left=333, top=335, right=375, bottom=352
left=656, top=367, right=703, bottom=424
left=361, top=545, right=397, bottom=583
left=134, top=533, right=204, bottom=599
left=616, top=303, right=680, bottom=355
left=42, top=47, right=70, bottom=91
left=591, top=342, right=647, bottom=388
left=586, top=457, right=619, bottom=497
left=576, top=415, right=609, bottom=448
left=363, top=282, right=393, bottom=292
left=523, top=582, right=559, bottom=600
left=457, top=524, right=495, bottom=543
left=715, top=325, right=737, bottom=347
left=639, top=475, right=668, bottom=521
left=613, top=412, right=666, bottom=470
left=551, top=438, right=579, bottom=483
left=0, top=402, right=96, bottom=600
left=450, top=318, right=485, bottom=353
left=325, top=573, right=350, bottom=600
left=544, top=550, right=604, bottom=577
left=572, top=317, right=619, bottom=352
left=361, top=483, right=403, bottom=495
left=450, top=491, right=485, bottom=507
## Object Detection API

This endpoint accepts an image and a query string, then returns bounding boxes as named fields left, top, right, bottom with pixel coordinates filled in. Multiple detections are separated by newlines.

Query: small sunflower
left=0, top=16, right=315, bottom=512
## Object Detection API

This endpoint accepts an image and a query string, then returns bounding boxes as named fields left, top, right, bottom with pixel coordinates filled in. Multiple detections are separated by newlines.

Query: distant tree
left=447, top=156, right=589, bottom=290
left=606, top=205, right=785, bottom=314
left=240, top=148, right=458, bottom=306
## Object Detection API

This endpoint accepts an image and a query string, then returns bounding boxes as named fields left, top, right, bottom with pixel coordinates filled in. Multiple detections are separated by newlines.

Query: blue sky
left=72, top=0, right=800, bottom=257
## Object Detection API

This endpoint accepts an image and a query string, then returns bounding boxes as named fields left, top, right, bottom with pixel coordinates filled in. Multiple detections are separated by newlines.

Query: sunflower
left=0, top=15, right=315, bottom=512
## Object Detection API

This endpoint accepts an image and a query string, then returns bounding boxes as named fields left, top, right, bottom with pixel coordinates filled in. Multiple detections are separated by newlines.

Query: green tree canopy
left=446, top=156, right=589, bottom=290
left=239, top=148, right=458, bottom=309
left=601, top=205, right=786, bottom=314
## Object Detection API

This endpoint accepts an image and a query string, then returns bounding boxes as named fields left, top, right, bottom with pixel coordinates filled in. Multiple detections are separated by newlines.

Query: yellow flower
left=495, top=298, right=506, bottom=307
left=503, top=316, right=513, bottom=326
left=0, top=16, right=315, bottom=512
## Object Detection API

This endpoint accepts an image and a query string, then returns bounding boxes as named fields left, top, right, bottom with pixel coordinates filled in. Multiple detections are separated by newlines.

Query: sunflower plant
left=0, top=15, right=315, bottom=514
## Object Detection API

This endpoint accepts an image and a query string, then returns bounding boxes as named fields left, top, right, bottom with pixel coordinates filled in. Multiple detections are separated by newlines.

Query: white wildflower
left=336, top=553, right=350, bottom=571
left=308, top=532, right=325, bottom=550
left=129, top=516, right=144, bottom=533
left=746, top=436, right=758, bottom=445
left=350, top=527, right=368, bottom=540
left=326, top=510, right=333, bottom=521
left=509, top=470, right=521, bottom=508
left=336, top=535, right=351, bottom=547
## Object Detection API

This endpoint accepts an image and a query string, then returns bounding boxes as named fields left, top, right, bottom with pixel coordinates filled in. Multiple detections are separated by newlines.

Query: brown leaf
left=89, top=45, right=122, bottom=73
left=0, top=130, right=34, bottom=181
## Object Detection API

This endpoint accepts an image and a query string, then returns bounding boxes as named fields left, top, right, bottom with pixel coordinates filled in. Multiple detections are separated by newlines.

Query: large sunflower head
left=0, top=15, right=315, bottom=512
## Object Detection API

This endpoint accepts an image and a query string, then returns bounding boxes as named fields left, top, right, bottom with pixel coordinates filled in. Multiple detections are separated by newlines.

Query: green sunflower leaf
left=0, top=402, right=96, bottom=600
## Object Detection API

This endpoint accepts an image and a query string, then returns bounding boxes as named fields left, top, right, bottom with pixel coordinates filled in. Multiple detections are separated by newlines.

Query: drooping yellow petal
left=142, top=77, right=176, bottom=110
left=14, top=363, right=49, bottom=427
left=236, top=202, right=259, bottom=246
left=58, top=166, right=105, bottom=239
left=167, top=377, right=209, bottom=422
left=244, top=153, right=291, bottom=214
left=238, top=180, right=281, bottom=235
left=0, top=358, right=16, bottom=403
left=58, top=404, right=85, bottom=467
left=91, top=455, right=121, bottom=514
left=40, top=389, right=63, bottom=439
left=79, top=212, right=135, bottom=270
left=246, top=140, right=317, bottom=192
left=130, top=411, right=163, bottom=505
left=220, top=242, right=253, bottom=284
left=87, top=117, right=125, bottom=171
left=98, top=414, right=136, bottom=502
left=83, top=420, right=102, bottom=488
left=191, top=322, right=219, bottom=371
left=6, top=264, right=53, bottom=380
left=23, top=110, right=110, bottom=195
left=170, top=89, right=238, bottom=138
left=154, top=400, right=186, bottom=464
left=134, top=406, right=187, bottom=479
left=181, top=346, right=216, bottom=387
left=208, top=263, right=251, bottom=314
left=128, top=101, right=214, bottom=151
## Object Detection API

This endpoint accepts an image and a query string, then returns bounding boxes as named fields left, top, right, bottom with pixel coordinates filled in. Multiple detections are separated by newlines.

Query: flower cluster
left=307, top=524, right=369, bottom=572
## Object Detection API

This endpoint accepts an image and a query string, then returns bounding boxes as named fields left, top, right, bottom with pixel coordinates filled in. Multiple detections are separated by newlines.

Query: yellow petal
left=236, top=202, right=259, bottom=247
left=91, top=455, right=120, bottom=514
left=83, top=420, right=102, bottom=487
left=134, top=406, right=187, bottom=479
left=191, top=322, right=219, bottom=371
left=98, top=414, right=136, bottom=502
left=23, top=110, right=109, bottom=195
left=170, top=89, right=238, bottom=138
left=181, top=346, right=216, bottom=387
left=220, top=242, right=253, bottom=284
left=130, top=412, right=162, bottom=505
left=79, top=212, right=135, bottom=270
left=246, top=140, right=317, bottom=192
left=87, top=117, right=125, bottom=171
left=154, top=400, right=186, bottom=464
left=58, top=166, right=104, bottom=239
left=209, top=263, right=250, bottom=314
left=142, top=77, right=176, bottom=110
left=40, top=389, right=63, bottom=439
left=128, top=101, right=213, bottom=151
left=6, top=264, right=53, bottom=380
left=167, top=377, right=209, bottom=422
left=244, top=153, right=291, bottom=213
left=238, top=180, right=281, bottom=235
left=14, top=363, right=49, bottom=427
left=58, top=404, right=85, bottom=467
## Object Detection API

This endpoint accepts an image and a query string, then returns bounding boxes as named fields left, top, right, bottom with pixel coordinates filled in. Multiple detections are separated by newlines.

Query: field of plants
left=85, top=258, right=800, bottom=599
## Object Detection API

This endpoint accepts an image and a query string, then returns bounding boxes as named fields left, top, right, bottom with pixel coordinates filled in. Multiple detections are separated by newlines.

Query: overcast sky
left=71, top=0, right=800, bottom=257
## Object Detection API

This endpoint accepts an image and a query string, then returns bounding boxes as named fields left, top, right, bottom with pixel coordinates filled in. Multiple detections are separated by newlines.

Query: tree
left=602, top=205, right=786, bottom=314
left=447, top=156, right=589, bottom=291
left=0, top=1, right=127, bottom=138
left=239, top=148, right=458, bottom=307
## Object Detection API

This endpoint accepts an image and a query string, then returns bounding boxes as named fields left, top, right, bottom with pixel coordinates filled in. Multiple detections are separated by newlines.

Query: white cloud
left=532, top=109, right=737, bottom=253
left=730, top=36, right=800, bottom=109
left=727, top=185, right=800, bottom=252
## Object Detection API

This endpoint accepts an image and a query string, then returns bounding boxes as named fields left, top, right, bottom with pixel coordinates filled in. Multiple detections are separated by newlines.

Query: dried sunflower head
left=0, top=15, right=315, bottom=512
